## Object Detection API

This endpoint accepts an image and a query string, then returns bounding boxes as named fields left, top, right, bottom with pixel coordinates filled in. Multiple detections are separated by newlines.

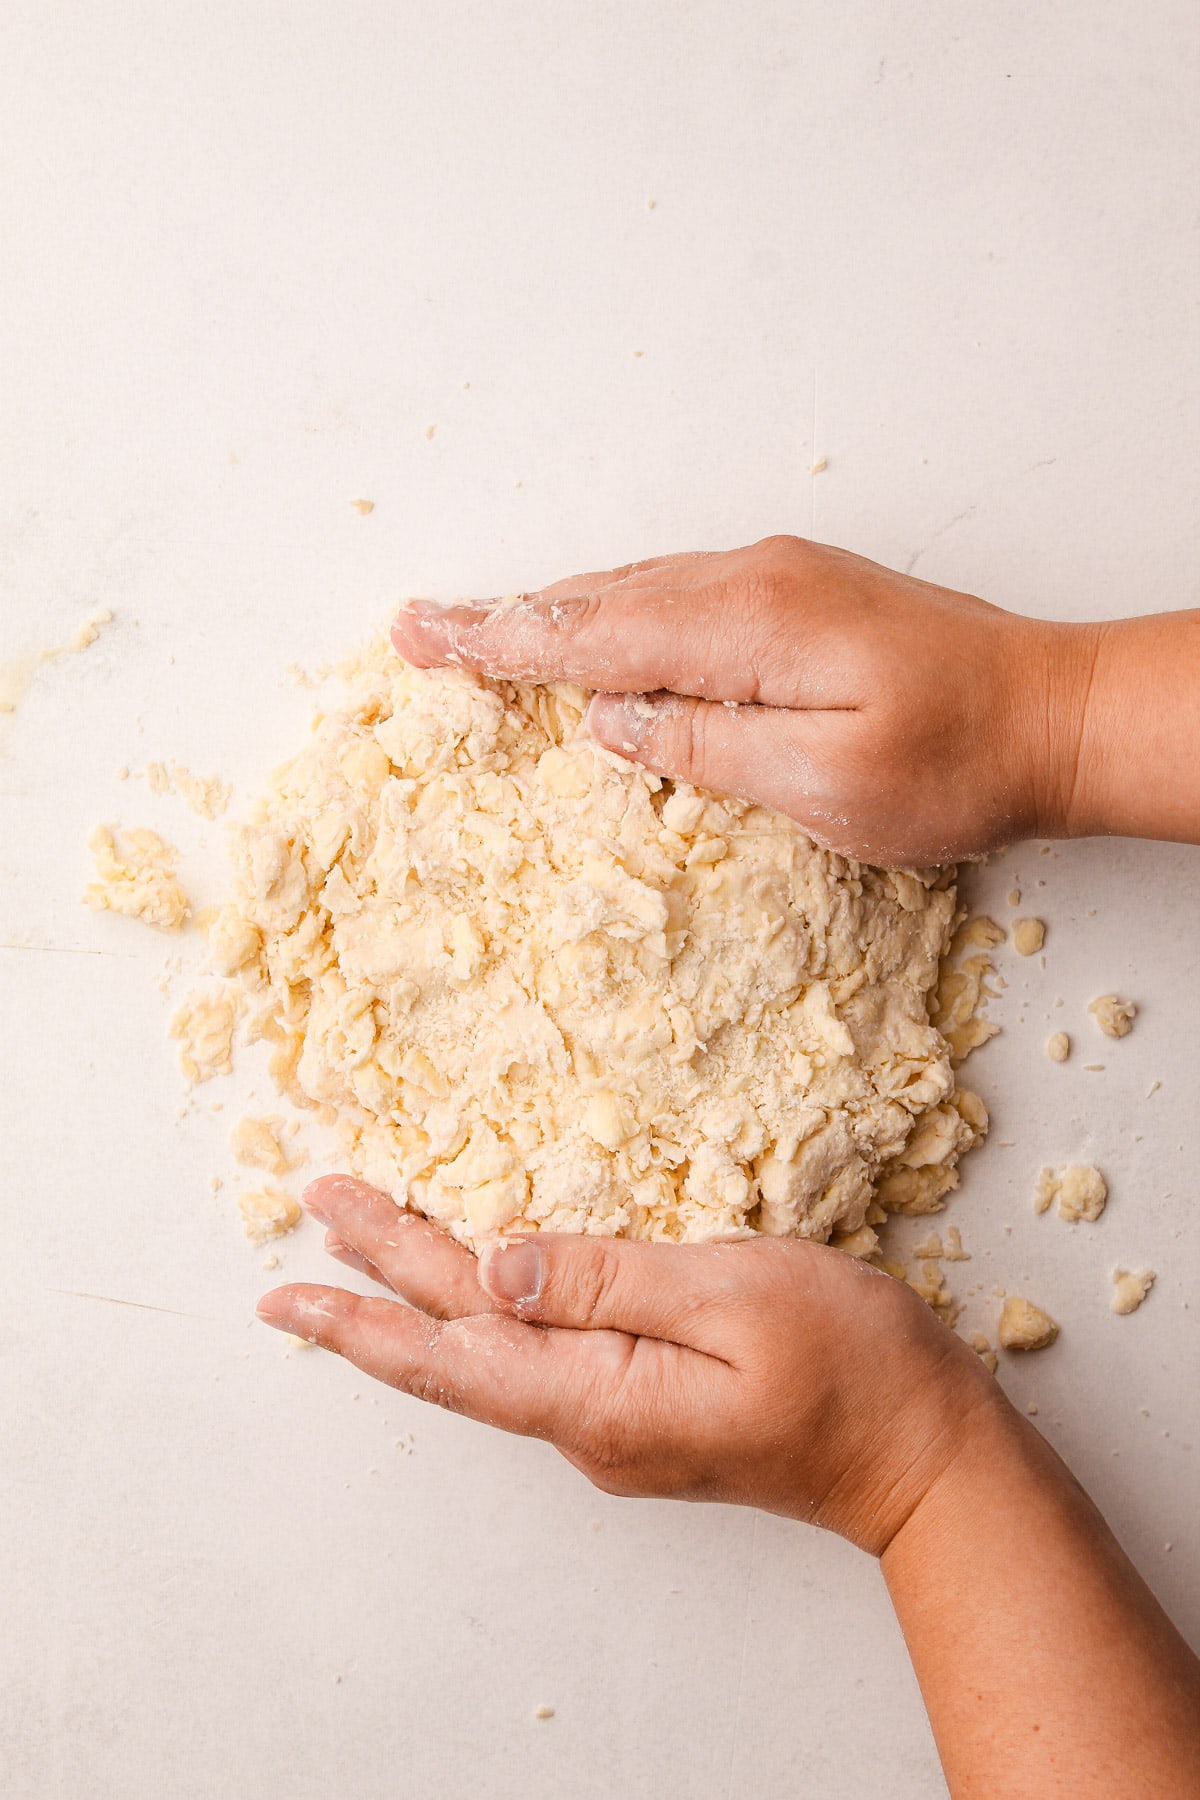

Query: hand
left=257, top=1175, right=1004, bottom=1556
left=390, top=535, right=1100, bottom=865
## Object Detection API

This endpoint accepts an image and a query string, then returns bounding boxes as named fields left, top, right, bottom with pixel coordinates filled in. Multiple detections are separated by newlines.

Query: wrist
left=1012, top=617, right=1106, bottom=842
left=879, top=1384, right=1041, bottom=1570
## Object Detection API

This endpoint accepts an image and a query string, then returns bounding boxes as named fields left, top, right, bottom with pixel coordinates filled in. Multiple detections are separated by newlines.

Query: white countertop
left=2, top=4, right=1198, bottom=1795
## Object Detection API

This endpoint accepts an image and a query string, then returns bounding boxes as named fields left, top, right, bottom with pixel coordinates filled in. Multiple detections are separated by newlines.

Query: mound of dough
left=203, top=641, right=984, bottom=1250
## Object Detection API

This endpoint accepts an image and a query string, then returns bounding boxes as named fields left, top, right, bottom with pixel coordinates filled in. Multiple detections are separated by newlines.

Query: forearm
left=881, top=1399, right=1200, bottom=1798
left=1045, top=609, right=1200, bottom=844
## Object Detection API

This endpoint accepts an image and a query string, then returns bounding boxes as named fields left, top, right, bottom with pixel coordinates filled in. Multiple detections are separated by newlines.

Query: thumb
left=477, top=1234, right=745, bottom=1349
left=586, top=690, right=851, bottom=844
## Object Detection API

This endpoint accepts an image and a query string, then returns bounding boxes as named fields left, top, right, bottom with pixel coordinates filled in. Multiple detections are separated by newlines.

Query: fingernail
left=479, top=1239, right=544, bottom=1305
left=586, top=691, right=662, bottom=755
left=301, top=1180, right=333, bottom=1226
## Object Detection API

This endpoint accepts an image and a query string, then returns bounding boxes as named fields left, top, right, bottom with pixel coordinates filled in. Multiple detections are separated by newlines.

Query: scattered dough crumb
left=350, top=499, right=375, bottom=516
left=69, top=607, right=114, bottom=651
left=1111, top=1267, right=1156, bottom=1316
left=1089, top=994, right=1136, bottom=1040
left=1146, top=1079, right=1161, bottom=1098
left=262, top=1252, right=281, bottom=1271
left=998, top=1296, right=1059, bottom=1351
left=941, top=1224, right=969, bottom=1260
left=968, top=1330, right=998, bottom=1373
left=230, top=1113, right=307, bottom=1176
left=1012, top=918, right=1045, bottom=956
left=424, top=425, right=436, bottom=440
left=84, top=825, right=191, bottom=931
left=1006, top=887, right=1021, bottom=906
left=1034, top=1164, right=1107, bottom=1224
left=238, top=1187, right=302, bottom=1244
left=809, top=456, right=828, bottom=474
left=534, top=1705, right=555, bottom=1721
left=1045, top=1031, right=1070, bottom=1063
left=932, top=919, right=1002, bottom=1064
left=170, top=988, right=241, bottom=1084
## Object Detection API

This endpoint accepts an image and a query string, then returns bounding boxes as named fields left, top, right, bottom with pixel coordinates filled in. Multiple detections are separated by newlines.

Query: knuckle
left=563, top=1243, right=623, bottom=1325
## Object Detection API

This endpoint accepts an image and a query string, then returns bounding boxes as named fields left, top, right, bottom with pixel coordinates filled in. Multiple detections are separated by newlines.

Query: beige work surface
left=2, top=4, right=1198, bottom=1795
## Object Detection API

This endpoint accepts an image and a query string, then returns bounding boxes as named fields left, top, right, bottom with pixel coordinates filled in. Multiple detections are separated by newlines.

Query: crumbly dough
left=1045, top=1031, right=1070, bottom=1063
left=230, top=1113, right=306, bottom=1175
left=1034, top=1163, right=1107, bottom=1224
left=84, top=824, right=191, bottom=931
left=998, top=1295, right=1059, bottom=1351
left=237, top=1187, right=302, bottom=1244
left=192, top=645, right=987, bottom=1250
left=1012, top=918, right=1045, bottom=956
left=1089, top=994, right=1136, bottom=1040
left=1110, top=1267, right=1155, bottom=1315
left=969, top=1330, right=998, bottom=1373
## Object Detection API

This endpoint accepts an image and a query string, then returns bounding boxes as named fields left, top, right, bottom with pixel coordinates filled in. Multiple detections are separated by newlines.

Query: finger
left=303, top=1175, right=495, bottom=1320
left=324, top=1233, right=390, bottom=1285
left=476, top=1232, right=755, bottom=1352
left=530, top=549, right=720, bottom=603
left=256, top=1282, right=630, bottom=1439
left=389, top=548, right=804, bottom=704
left=586, top=689, right=859, bottom=840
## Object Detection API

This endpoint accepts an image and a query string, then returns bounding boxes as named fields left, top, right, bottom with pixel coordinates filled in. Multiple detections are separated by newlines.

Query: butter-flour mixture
left=198, top=640, right=985, bottom=1252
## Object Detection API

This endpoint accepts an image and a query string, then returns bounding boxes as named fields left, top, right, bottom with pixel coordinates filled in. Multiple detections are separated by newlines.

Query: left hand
left=257, top=1174, right=1005, bottom=1556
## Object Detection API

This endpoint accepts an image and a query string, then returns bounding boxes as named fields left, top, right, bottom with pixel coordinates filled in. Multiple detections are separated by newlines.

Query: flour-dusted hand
left=391, top=536, right=1200, bottom=864
left=257, top=1174, right=1000, bottom=1554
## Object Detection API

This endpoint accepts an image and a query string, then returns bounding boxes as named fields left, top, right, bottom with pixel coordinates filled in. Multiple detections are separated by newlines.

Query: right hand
left=390, top=534, right=1101, bottom=865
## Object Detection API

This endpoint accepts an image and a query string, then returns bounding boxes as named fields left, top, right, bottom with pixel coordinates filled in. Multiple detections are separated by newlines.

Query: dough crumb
left=1012, top=918, right=1045, bottom=956
left=932, top=919, right=1002, bottom=1063
left=350, top=499, right=375, bottom=516
left=533, top=1705, right=555, bottom=1721
left=146, top=762, right=231, bottom=819
left=941, top=1224, right=969, bottom=1260
left=1034, top=1164, right=1107, bottom=1224
left=1089, top=994, right=1136, bottom=1039
left=230, top=1113, right=307, bottom=1176
left=68, top=606, right=114, bottom=652
left=968, top=1330, right=998, bottom=1373
left=809, top=456, right=828, bottom=474
left=170, top=988, right=241, bottom=1084
left=262, top=1252, right=281, bottom=1271
left=238, top=1187, right=302, bottom=1244
left=1045, top=1031, right=1070, bottom=1063
left=1111, top=1267, right=1156, bottom=1316
left=84, top=824, right=191, bottom=931
left=1006, top=887, right=1021, bottom=906
left=998, top=1296, right=1059, bottom=1351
